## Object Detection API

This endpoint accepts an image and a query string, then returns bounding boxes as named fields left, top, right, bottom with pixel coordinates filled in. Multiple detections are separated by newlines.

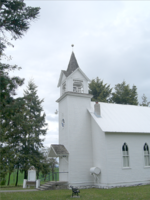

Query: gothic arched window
left=143, top=143, right=150, bottom=166
left=122, top=143, right=129, bottom=167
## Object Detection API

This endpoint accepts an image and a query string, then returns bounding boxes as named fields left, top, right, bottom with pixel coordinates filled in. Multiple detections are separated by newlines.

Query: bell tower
left=57, top=52, right=90, bottom=96
left=56, top=51, right=93, bottom=186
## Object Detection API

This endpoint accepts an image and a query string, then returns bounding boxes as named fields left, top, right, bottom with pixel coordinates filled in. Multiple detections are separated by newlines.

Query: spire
left=64, top=52, right=79, bottom=77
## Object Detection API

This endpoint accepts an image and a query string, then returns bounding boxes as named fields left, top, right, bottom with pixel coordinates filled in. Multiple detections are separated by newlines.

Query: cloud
left=2, top=0, right=150, bottom=147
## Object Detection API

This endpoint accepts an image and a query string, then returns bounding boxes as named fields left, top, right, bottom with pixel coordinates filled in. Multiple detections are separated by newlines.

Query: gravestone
left=23, top=166, right=40, bottom=189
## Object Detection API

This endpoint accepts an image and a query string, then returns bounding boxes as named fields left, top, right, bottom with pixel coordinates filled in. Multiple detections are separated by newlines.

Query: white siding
left=105, top=132, right=150, bottom=186
left=59, top=93, right=93, bottom=186
left=91, top=117, right=108, bottom=187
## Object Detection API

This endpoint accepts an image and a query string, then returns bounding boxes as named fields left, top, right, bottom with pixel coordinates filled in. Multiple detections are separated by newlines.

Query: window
left=143, top=143, right=150, bottom=166
left=122, top=143, right=129, bottom=167
left=61, top=119, right=65, bottom=128
left=62, top=83, right=66, bottom=94
left=73, top=81, right=84, bottom=93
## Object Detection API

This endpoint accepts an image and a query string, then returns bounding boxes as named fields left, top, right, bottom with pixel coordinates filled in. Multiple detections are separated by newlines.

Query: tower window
left=73, top=80, right=84, bottom=93
left=62, top=83, right=66, bottom=94
left=122, top=143, right=129, bottom=167
left=143, top=143, right=150, bottom=166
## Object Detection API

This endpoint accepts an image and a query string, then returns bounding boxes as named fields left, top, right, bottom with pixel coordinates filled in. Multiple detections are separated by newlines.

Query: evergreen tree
left=19, top=80, right=48, bottom=179
left=0, top=0, right=40, bottom=57
left=140, top=94, right=150, bottom=107
left=89, top=77, right=112, bottom=102
left=111, top=81, right=138, bottom=105
left=0, top=0, right=40, bottom=183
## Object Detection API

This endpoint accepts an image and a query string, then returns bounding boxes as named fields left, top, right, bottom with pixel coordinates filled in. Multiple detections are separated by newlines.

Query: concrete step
left=37, top=181, right=68, bottom=191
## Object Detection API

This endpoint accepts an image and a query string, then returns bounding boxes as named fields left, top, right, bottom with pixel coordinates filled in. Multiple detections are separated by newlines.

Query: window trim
left=122, top=143, right=130, bottom=168
left=143, top=143, right=150, bottom=167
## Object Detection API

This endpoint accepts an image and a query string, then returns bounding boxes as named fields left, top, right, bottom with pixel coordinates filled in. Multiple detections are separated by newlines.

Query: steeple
left=63, top=52, right=79, bottom=77
left=57, top=51, right=90, bottom=96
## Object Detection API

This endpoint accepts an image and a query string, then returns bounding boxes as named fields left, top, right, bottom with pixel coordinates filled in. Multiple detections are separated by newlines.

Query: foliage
left=89, top=77, right=112, bottom=102
left=19, top=80, right=48, bottom=179
left=0, top=0, right=41, bottom=184
left=111, top=81, right=138, bottom=105
left=140, top=94, right=150, bottom=107
left=40, top=148, right=58, bottom=181
left=0, top=0, right=40, bottom=57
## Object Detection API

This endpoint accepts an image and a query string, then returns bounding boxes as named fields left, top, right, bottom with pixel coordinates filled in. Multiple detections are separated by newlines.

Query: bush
left=0, top=179, right=6, bottom=185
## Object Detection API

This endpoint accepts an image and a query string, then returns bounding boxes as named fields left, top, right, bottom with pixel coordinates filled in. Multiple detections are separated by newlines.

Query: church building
left=48, top=52, right=150, bottom=188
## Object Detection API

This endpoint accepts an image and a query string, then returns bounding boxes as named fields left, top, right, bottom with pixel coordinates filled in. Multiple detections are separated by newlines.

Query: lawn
left=0, top=185, right=150, bottom=200
left=2, top=168, right=59, bottom=186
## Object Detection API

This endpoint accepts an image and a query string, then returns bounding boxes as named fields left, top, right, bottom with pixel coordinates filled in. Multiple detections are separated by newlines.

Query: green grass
left=0, top=185, right=35, bottom=190
left=0, top=185, right=150, bottom=200
left=5, top=171, right=25, bottom=185
left=2, top=168, right=59, bottom=186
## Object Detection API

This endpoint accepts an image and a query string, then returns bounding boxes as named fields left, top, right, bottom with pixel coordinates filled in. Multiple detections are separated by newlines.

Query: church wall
left=60, top=74, right=66, bottom=96
left=66, top=94, right=94, bottom=186
left=105, top=132, right=150, bottom=187
left=58, top=95, right=69, bottom=180
left=91, top=116, right=108, bottom=186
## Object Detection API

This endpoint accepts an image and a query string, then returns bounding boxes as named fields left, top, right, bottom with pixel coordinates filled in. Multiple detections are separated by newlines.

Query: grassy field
left=2, top=168, right=59, bottom=186
left=0, top=185, right=150, bottom=200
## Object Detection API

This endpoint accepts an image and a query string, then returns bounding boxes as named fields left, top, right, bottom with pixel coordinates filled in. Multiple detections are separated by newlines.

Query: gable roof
left=88, top=102, right=150, bottom=133
left=64, top=51, right=79, bottom=77
left=48, top=144, right=69, bottom=157
left=58, top=52, right=90, bottom=87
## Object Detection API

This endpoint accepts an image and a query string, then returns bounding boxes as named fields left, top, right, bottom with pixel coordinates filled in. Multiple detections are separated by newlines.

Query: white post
left=23, top=179, right=27, bottom=188
left=36, top=179, right=40, bottom=188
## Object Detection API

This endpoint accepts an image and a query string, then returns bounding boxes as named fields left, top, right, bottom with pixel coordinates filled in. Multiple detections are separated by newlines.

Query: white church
left=48, top=52, right=150, bottom=188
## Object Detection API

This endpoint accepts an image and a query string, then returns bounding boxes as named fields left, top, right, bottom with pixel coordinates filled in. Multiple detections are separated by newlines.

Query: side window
left=143, top=143, right=150, bottom=166
left=122, top=143, right=129, bottom=167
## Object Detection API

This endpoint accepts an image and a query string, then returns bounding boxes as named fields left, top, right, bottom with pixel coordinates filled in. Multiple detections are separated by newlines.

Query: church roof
left=62, top=52, right=79, bottom=77
left=48, top=144, right=69, bottom=157
left=88, top=102, right=150, bottom=133
left=57, top=52, right=90, bottom=87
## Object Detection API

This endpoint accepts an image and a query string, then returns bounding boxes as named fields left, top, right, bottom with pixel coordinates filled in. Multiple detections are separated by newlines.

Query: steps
left=37, top=181, right=68, bottom=191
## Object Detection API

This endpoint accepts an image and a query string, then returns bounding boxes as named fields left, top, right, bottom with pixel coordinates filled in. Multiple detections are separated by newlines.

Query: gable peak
left=63, top=51, right=79, bottom=77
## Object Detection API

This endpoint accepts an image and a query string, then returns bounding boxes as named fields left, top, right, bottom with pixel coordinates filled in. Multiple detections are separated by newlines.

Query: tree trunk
left=24, top=170, right=27, bottom=179
left=37, top=171, right=39, bottom=179
left=15, top=169, right=19, bottom=186
left=7, top=172, right=11, bottom=186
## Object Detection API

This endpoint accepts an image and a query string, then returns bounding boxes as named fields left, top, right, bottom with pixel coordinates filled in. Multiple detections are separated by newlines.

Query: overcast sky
left=3, top=0, right=150, bottom=147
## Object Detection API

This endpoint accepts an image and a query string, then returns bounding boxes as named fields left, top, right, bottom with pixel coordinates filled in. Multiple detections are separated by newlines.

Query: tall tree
left=0, top=0, right=40, bottom=184
left=19, top=80, right=48, bottom=179
left=111, top=81, right=138, bottom=105
left=140, top=94, right=150, bottom=107
left=0, top=0, right=40, bottom=56
left=89, top=77, right=112, bottom=102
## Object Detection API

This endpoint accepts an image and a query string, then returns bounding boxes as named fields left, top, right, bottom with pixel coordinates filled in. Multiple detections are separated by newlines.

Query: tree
left=0, top=0, right=40, bottom=57
left=111, top=81, right=138, bottom=105
left=40, top=148, right=58, bottom=181
left=0, top=0, right=41, bottom=184
left=140, top=94, right=150, bottom=107
left=19, top=80, right=48, bottom=179
left=89, top=77, right=112, bottom=102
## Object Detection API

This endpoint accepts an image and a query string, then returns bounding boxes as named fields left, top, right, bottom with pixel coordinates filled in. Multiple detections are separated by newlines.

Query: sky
left=3, top=0, right=150, bottom=148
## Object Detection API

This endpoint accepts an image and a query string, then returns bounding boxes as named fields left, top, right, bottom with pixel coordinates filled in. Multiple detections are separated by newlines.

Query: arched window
left=122, top=143, right=129, bottom=167
left=143, top=143, right=150, bottom=166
